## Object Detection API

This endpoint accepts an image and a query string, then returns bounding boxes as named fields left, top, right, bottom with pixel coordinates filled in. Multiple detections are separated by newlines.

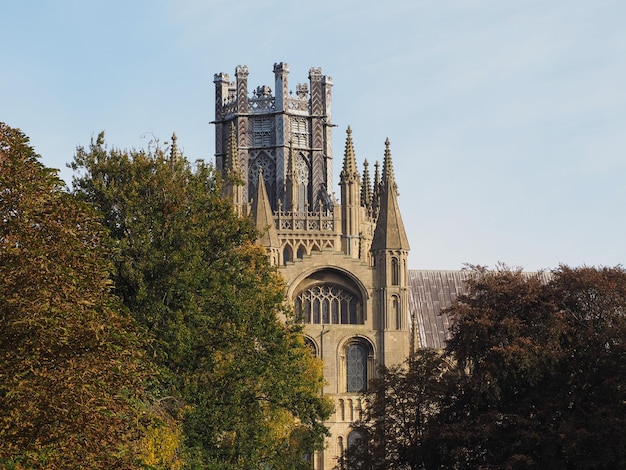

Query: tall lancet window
left=392, top=295, right=401, bottom=330
left=346, top=343, right=368, bottom=392
left=295, top=154, right=309, bottom=212
left=391, top=257, right=400, bottom=286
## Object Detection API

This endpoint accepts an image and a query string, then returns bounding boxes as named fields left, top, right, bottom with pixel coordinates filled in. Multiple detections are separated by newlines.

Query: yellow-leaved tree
left=0, top=123, right=160, bottom=468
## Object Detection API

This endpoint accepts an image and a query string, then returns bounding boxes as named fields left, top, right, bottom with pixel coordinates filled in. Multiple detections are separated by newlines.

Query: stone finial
left=381, top=138, right=398, bottom=195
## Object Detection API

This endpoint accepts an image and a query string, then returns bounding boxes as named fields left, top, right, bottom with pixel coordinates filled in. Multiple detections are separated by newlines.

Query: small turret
left=340, top=127, right=361, bottom=258
left=371, top=138, right=410, bottom=367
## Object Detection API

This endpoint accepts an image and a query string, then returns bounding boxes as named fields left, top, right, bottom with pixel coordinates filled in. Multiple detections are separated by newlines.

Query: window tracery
left=346, top=344, right=368, bottom=392
left=294, top=284, right=363, bottom=325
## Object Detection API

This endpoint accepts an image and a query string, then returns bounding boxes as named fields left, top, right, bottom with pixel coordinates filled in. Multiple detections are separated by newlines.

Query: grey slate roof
left=408, top=269, right=553, bottom=349
left=408, top=270, right=469, bottom=349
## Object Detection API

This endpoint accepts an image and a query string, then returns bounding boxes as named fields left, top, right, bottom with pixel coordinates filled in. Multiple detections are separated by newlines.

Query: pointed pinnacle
left=381, top=137, right=398, bottom=194
left=342, top=126, right=357, bottom=174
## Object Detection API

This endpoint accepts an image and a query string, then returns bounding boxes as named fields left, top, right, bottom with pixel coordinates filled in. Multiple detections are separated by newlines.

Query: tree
left=345, top=349, right=455, bottom=470
left=0, top=123, right=153, bottom=468
left=70, top=133, right=331, bottom=469
left=437, top=265, right=626, bottom=469
left=349, top=265, right=626, bottom=470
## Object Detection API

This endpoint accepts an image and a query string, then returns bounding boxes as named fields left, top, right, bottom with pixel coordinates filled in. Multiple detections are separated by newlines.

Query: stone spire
left=340, top=126, right=358, bottom=183
left=381, top=137, right=398, bottom=195
left=251, top=167, right=280, bottom=264
left=361, top=159, right=372, bottom=215
left=285, top=140, right=298, bottom=212
left=339, top=126, right=361, bottom=257
left=371, top=138, right=409, bottom=251
left=225, top=122, right=239, bottom=175
left=222, top=122, right=244, bottom=215
left=169, top=132, right=179, bottom=168
left=372, top=160, right=381, bottom=219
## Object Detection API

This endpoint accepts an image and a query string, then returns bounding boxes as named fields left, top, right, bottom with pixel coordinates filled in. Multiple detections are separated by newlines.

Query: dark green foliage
left=71, top=134, right=331, bottom=469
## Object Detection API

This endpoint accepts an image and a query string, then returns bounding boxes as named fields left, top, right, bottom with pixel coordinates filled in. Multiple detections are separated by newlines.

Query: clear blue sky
left=3, top=1, right=626, bottom=270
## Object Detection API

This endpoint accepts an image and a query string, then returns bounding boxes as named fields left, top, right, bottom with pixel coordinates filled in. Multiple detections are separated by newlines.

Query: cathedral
left=213, top=63, right=463, bottom=469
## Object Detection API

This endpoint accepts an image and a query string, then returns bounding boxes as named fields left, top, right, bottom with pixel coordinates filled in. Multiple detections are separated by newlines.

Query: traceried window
left=294, top=284, right=363, bottom=325
left=249, top=152, right=276, bottom=208
left=346, top=343, right=368, bottom=393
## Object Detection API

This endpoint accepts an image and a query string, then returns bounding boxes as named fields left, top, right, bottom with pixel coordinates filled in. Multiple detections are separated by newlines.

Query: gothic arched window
left=294, top=284, right=363, bottom=325
left=392, top=295, right=401, bottom=330
left=283, top=245, right=293, bottom=265
left=249, top=152, right=276, bottom=207
left=346, top=343, right=368, bottom=392
left=346, top=429, right=368, bottom=468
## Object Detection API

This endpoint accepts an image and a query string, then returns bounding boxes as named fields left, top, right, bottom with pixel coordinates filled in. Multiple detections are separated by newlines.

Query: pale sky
left=3, top=1, right=626, bottom=270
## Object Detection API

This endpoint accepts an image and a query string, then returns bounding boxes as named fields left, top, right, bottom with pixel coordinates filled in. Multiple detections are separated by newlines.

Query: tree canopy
left=349, top=265, right=626, bottom=470
left=0, top=123, right=152, bottom=469
left=71, top=133, right=331, bottom=469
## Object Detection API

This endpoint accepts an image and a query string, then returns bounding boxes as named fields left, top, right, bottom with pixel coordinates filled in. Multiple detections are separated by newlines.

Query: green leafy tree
left=70, top=134, right=331, bottom=469
left=0, top=123, right=152, bottom=469
left=437, top=265, right=626, bottom=469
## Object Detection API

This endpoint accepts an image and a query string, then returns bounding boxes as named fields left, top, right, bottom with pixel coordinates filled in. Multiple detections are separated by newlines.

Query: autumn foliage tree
left=349, top=265, right=626, bottom=470
left=71, top=133, right=331, bottom=469
left=346, top=349, right=455, bottom=470
left=0, top=123, right=152, bottom=468
left=437, top=265, right=626, bottom=469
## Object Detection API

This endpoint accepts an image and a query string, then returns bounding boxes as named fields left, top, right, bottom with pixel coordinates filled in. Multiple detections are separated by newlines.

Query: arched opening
left=283, top=245, right=293, bottom=265
left=392, top=294, right=401, bottom=330
left=391, top=257, right=400, bottom=285
left=346, top=343, right=368, bottom=393
left=346, top=429, right=368, bottom=469
left=294, top=284, right=362, bottom=325
left=249, top=152, right=276, bottom=208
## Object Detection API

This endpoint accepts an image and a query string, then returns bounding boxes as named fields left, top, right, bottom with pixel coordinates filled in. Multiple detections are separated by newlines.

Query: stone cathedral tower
left=214, top=63, right=410, bottom=470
